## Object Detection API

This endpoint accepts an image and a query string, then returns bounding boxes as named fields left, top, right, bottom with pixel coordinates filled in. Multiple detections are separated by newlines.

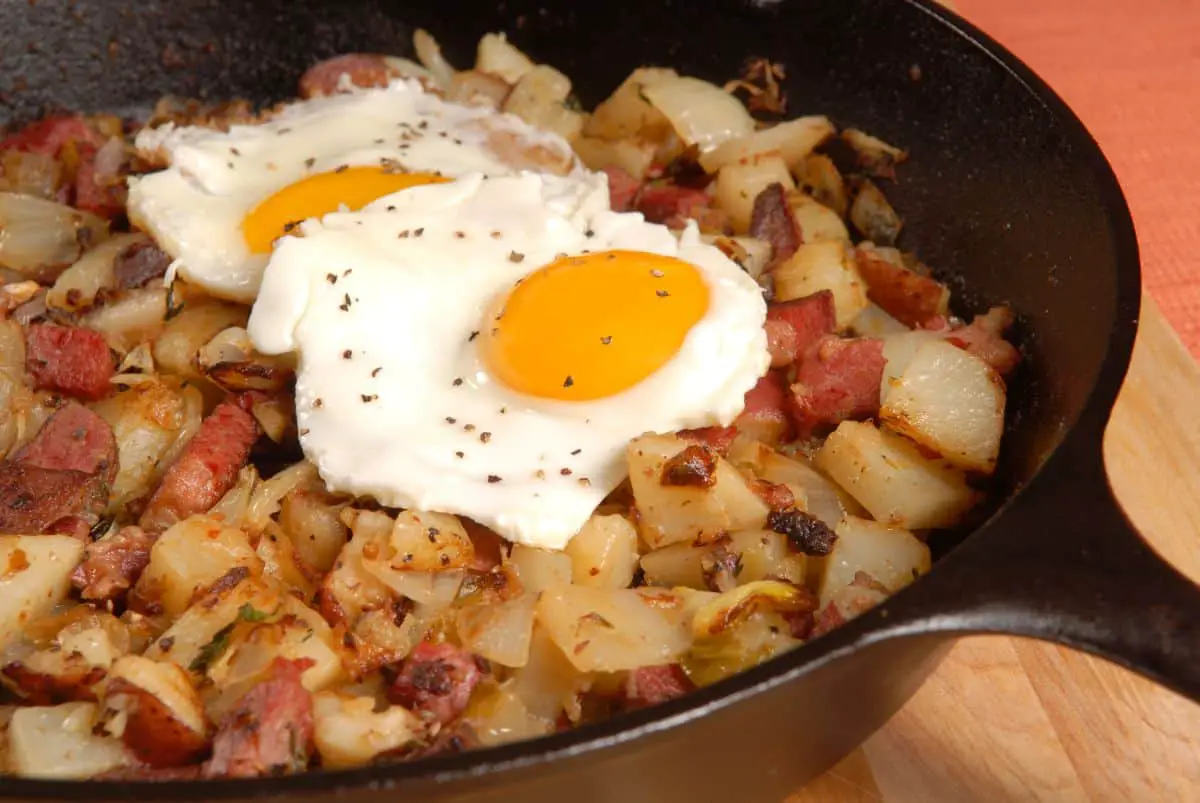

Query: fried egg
left=247, top=173, right=768, bottom=550
left=127, top=79, right=585, bottom=302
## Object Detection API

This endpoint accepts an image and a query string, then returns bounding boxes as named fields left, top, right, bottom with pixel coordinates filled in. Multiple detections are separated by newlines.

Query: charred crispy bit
left=768, top=509, right=837, bottom=556
left=24, top=323, right=115, bottom=401
left=624, top=664, right=695, bottom=710
left=204, top=657, right=315, bottom=778
left=840, top=129, right=908, bottom=180
left=724, top=57, right=787, bottom=117
left=0, top=463, right=106, bottom=534
left=139, top=400, right=260, bottom=534
left=700, top=541, right=741, bottom=592
left=1, top=662, right=106, bottom=705
left=850, top=180, right=903, bottom=246
left=678, top=425, right=738, bottom=457
left=299, top=53, right=396, bottom=98
left=750, top=183, right=801, bottom=266
left=853, top=246, right=949, bottom=328
left=387, top=642, right=483, bottom=727
left=461, top=519, right=508, bottom=573
left=72, top=525, right=156, bottom=602
left=602, top=165, right=641, bottom=212
left=659, top=444, right=718, bottom=489
left=13, top=401, right=117, bottom=484
left=113, top=239, right=172, bottom=290
left=788, top=336, right=885, bottom=436
left=749, top=479, right=795, bottom=512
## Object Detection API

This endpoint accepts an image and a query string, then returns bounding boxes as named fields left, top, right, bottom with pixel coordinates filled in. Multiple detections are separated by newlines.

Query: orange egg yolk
left=482, top=251, right=710, bottom=401
left=242, top=167, right=448, bottom=254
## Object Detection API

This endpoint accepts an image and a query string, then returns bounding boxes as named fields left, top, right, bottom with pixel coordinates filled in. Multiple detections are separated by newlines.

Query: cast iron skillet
left=0, top=0, right=1197, bottom=800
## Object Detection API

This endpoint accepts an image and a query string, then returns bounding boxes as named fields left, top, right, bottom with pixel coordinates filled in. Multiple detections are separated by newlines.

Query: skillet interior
left=0, top=0, right=1140, bottom=799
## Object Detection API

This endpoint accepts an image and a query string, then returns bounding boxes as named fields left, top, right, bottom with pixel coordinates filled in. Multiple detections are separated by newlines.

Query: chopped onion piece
left=640, top=75, right=755, bottom=153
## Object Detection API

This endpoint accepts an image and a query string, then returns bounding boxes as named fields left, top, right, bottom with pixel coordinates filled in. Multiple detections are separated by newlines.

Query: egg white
left=247, top=173, right=767, bottom=550
left=127, top=79, right=586, bottom=302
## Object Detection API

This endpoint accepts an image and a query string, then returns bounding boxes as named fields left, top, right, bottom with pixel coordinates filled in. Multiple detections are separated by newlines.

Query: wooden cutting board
left=787, top=300, right=1200, bottom=802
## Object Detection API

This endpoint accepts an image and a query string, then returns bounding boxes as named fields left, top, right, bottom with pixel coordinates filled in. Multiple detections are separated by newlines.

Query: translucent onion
left=639, top=75, right=755, bottom=153
left=244, top=461, right=320, bottom=533
left=0, top=193, right=108, bottom=281
left=47, top=232, right=144, bottom=312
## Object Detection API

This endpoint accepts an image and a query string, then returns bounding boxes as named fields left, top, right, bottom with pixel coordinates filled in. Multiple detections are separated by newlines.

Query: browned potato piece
left=815, top=421, right=979, bottom=530
left=714, top=154, right=794, bottom=234
left=880, top=340, right=1006, bottom=474
left=132, top=516, right=263, bottom=619
left=565, top=514, right=639, bottom=589
left=819, top=517, right=930, bottom=606
left=152, top=300, right=248, bottom=382
left=771, top=241, right=869, bottom=328
left=853, top=245, right=950, bottom=328
left=627, top=434, right=770, bottom=549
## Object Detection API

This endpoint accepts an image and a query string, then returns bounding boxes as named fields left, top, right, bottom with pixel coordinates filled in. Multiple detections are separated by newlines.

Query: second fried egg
left=127, top=79, right=589, bottom=302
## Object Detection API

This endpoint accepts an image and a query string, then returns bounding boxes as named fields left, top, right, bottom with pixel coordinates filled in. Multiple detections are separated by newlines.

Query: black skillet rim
left=1, top=0, right=1142, bottom=797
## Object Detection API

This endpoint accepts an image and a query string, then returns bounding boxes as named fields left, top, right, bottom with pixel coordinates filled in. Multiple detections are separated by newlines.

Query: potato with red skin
left=853, top=246, right=949, bottom=327
left=103, top=656, right=210, bottom=769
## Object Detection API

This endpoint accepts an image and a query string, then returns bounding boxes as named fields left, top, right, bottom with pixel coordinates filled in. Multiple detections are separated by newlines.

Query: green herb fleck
left=189, top=622, right=235, bottom=672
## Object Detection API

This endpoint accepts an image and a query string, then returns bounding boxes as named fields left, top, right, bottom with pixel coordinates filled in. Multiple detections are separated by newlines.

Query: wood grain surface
left=788, top=301, right=1200, bottom=801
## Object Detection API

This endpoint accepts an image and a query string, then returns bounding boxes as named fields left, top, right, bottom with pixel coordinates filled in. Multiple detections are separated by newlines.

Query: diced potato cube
left=503, top=65, right=585, bottom=141
left=0, top=535, right=85, bottom=650
left=584, top=67, right=677, bottom=141
left=627, top=434, right=769, bottom=549
left=457, top=592, right=538, bottom=668
left=772, top=241, right=869, bottom=328
left=144, top=575, right=277, bottom=674
left=815, top=421, right=979, bottom=530
left=279, top=490, right=348, bottom=572
left=786, top=191, right=850, bottom=243
left=104, top=655, right=209, bottom=766
left=313, top=692, right=421, bottom=769
left=475, top=32, right=535, bottom=84
left=388, top=510, right=474, bottom=572
left=565, top=514, right=638, bottom=589
left=572, top=135, right=657, bottom=181
left=133, top=516, right=262, bottom=619
left=820, top=516, right=931, bottom=606
left=880, top=340, right=1006, bottom=473
left=8, top=702, right=129, bottom=778
left=536, top=586, right=690, bottom=672
left=509, top=544, right=573, bottom=593
left=639, top=541, right=707, bottom=589
left=713, top=154, right=795, bottom=234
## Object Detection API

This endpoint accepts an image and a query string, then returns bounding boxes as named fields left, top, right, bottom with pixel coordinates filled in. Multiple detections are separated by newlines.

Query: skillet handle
left=894, top=438, right=1200, bottom=701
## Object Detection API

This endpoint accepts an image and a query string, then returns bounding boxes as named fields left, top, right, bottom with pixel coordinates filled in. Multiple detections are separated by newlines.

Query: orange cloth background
left=955, top=0, right=1200, bottom=357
